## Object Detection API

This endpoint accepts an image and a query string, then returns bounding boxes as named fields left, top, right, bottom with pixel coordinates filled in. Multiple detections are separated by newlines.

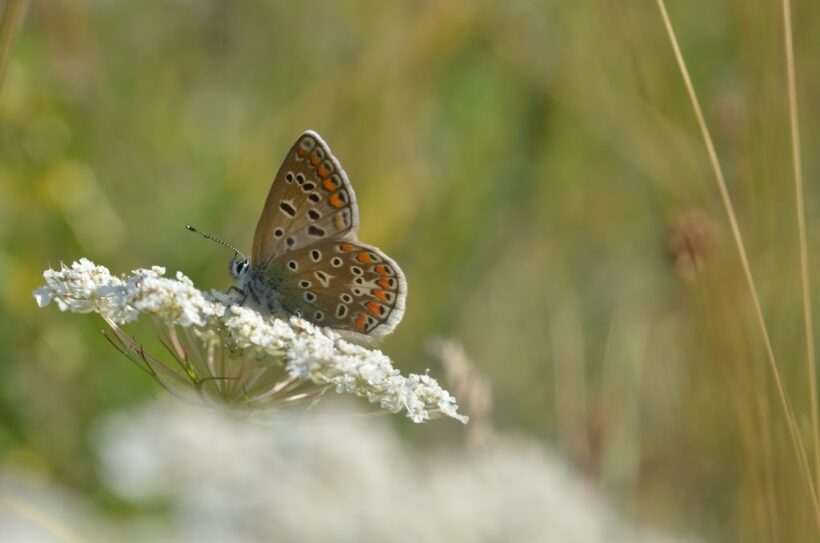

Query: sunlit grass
left=655, top=0, right=819, bottom=533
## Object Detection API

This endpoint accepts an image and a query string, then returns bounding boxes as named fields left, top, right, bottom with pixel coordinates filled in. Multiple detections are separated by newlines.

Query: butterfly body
left=229, top=131, right=407, bottom=339
left=230, top=259, right=284, bottom=314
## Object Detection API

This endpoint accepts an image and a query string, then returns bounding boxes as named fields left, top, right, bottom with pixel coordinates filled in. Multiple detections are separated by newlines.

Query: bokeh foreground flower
left=32, top=259, right=467, bottom=423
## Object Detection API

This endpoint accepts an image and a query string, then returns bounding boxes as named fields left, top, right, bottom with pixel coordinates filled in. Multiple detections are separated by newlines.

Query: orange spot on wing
left=373, top=289, right=388, bottom=302
left=339, top=242, right=354, bottom=252
left=309, top=151, right=320, bottom=165
left=329, top=193, right=344, bottom=208
left=355, top=312, right=368, bottom=331
left=356, top=252, right=373, bottom=264
left=366, top=301, right=383, bottom=316
left=377, top=277, right=392, bottom=290
left=297, top=146, right=307, bottom=157
left=317, top=164, right=330, bottom=177
left=374, top=264, right=388, bottom=275
left=323, top=178, right=337, bottom=191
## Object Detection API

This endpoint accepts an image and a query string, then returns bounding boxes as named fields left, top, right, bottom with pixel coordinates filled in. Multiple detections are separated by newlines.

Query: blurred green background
left=3, top=0, right=820, bottom=540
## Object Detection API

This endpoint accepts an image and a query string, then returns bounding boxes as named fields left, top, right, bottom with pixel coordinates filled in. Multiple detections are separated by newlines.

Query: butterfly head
left=229, top=254, right=250, bottom=280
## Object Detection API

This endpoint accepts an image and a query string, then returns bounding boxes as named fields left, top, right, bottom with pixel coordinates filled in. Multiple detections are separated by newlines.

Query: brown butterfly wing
left=252, top=131, right=360, bottom=266
left=265, top=239, right=407, bottom=339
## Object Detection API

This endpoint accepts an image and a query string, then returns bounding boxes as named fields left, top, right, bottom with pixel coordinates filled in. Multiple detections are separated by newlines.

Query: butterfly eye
left=230, top=259, right=248, bottom=278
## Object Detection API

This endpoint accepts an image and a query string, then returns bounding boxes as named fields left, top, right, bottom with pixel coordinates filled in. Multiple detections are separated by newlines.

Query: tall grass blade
left=781, top=0, right=820, bottom=496
left=654, top=0, right=820, bottom=523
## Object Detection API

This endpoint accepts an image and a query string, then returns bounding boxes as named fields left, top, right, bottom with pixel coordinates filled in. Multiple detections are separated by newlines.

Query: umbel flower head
left=33, top=259, right=467, bottom=424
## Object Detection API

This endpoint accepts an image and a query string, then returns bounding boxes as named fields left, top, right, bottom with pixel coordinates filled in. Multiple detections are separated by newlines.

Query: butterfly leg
left=225, top=285, right=247, bottom=305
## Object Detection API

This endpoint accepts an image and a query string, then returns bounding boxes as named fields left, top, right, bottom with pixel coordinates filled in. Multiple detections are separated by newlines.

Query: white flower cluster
left=33, top=259, right=224, bottom=326
left=33, top=259, right=467, bottom=423
left=0, top=400, right=698, bottom=543
left=89, top=399, right=697, bottom=543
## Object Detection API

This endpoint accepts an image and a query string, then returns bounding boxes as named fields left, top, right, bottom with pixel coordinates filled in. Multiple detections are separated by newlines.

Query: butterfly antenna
left=186, top=225, right=248, bottom=260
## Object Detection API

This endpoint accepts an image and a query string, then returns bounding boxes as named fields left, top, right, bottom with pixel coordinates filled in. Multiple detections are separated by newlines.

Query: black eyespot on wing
left=308, top=225, right=325, bottom=238
left=305, top=292, right=316, bottom=302
left=280, top=202, right=297, bottom=217
left=314, top=310, right=324, bottom=321
left=320, top=160, right=334, bottom=176
left=310, top=249, right=321, bottom=262
left=308, top=209, right=321, bottom=221
left=285, top=172, right=294, bottom=183
left=308, top=192, right=321, bottom=204
left=296, top=173, right=305, bottom=184
left=286, top=237, right=296, bottom=248
left=288, top=260, right=298, bottom=271
left=340, top=293, right=353, bottom=303
left=310, top=146, right=326, bottom=163
left=273, top=228, right=285, bottom=238
left=336, top=304, right=348, bottom=318
left=331, top=257, right=343, bottom=268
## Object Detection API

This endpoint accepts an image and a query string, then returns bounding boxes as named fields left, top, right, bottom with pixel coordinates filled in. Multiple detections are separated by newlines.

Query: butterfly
left=197, top=130, right=407, bottom=339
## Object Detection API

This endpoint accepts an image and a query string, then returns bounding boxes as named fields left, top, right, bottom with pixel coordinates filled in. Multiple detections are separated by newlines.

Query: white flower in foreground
left=93, top=399, right=699, bottom=543
left=33, top=259, right=467, bottom=423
